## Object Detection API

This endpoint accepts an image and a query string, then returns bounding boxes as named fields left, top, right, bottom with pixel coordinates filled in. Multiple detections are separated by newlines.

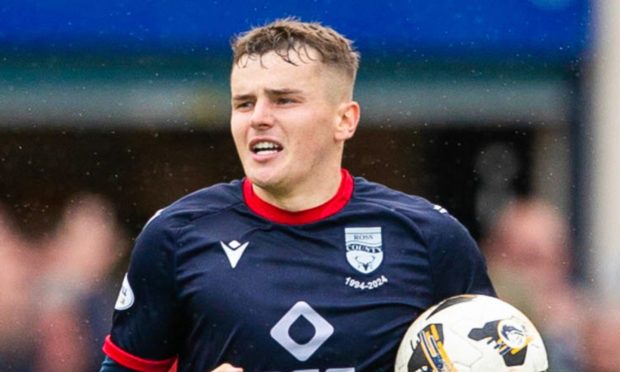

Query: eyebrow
left=265, top=88, right=302, bottom=96
left=232, top=94, right=254, bottom=102
left=232, top=88, right=303, bottom=101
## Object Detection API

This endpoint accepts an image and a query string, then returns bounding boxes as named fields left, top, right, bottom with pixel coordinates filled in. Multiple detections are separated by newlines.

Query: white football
left=394, top=295, right=548, bottom=372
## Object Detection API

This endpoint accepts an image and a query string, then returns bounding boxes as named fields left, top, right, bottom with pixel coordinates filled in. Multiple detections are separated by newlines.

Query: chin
left=245, top=169, right=283, bottom=189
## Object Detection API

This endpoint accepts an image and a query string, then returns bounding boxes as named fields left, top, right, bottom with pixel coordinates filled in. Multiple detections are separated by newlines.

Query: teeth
left=254, top=141, right=277, bottom=150
left=252, top=141, right=281, bottom=153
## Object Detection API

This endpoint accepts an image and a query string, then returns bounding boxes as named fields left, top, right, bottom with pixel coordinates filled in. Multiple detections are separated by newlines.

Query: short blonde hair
left=231, top=17, right=360, bottom=82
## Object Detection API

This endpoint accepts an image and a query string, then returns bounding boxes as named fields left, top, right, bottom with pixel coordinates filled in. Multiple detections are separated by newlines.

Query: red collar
left=242, top=169, right=354, bottom=225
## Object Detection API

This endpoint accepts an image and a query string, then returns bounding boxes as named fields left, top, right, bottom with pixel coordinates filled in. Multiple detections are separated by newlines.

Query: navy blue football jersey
left=103, top=170, right=495, bottom=371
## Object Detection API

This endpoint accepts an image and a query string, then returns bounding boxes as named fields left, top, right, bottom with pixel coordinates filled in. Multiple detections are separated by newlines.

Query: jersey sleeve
left=102, top=212, right=181, bottom=372
left=99, top=355, right=137, bottom=372
left=426, top=212, right=496, bottom=303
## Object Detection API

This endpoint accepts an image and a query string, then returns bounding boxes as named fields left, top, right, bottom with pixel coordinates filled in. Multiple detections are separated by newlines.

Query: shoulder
left=151, top=179, right=243, bottom=225
left=353, top=176, right=435, bottom=210
left=351, top=176, right=473, bottom=251
left=352, top=176, right=459, bottom=229
left=137, top=179, right=245, bottom=245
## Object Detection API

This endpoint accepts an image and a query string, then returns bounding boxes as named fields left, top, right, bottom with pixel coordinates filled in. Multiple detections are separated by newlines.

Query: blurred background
left=1, top=0, right=619, bottom=371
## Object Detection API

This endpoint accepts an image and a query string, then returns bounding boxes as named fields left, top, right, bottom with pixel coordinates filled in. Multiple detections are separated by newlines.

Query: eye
left=234, top=101, right=254, bottom=110
left=276, top=97, right=296, bottom=105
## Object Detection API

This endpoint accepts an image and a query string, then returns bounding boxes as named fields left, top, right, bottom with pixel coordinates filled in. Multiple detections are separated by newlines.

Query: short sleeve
left=427, top=213, right=496, bottom=303
left=103, top=213, right=180, bottom=371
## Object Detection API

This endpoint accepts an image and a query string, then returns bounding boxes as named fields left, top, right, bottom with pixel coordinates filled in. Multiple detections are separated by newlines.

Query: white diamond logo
left=270, top=301, right=334, bottom=362
left=220, top=240, right=249, bottom=269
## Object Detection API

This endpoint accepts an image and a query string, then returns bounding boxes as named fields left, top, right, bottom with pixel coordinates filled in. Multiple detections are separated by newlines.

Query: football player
left=100, top=18, right=495, bottom=371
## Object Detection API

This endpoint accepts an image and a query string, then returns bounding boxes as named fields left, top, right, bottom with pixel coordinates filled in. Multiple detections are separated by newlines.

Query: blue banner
left=0, top=0, right=591, bottom=59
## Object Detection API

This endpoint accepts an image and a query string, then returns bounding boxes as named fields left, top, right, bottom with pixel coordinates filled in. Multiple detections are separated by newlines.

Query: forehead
left=230, top=50, right=327, bottom=93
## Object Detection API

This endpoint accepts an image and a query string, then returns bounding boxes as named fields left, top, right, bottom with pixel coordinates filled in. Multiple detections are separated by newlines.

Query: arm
left=427, top=210, right=496, bottom=302
left=101, top=211, right=180, bottom=371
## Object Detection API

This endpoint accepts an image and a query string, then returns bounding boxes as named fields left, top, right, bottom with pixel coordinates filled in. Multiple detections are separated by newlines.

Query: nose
left=250, top=98, right=274, bottom=129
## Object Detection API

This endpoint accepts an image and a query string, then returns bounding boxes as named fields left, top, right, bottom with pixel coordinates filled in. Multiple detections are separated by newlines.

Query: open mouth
left=251, top=141, right=283, bottom=155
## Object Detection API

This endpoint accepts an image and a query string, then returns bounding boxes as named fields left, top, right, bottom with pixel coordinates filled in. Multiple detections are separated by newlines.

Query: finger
left=211, top=363, right=243, bottom=372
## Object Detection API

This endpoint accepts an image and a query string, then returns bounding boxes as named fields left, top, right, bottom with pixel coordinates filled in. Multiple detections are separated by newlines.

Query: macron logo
left=220, top=240, right=249, bottom=269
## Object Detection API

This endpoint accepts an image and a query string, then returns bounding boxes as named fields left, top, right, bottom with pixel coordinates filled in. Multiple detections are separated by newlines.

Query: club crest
left=345, top=227, right=383, bottom=274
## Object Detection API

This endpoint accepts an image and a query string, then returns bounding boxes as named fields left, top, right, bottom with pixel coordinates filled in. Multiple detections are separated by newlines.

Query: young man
left=100, top=19, right=495, bottom=371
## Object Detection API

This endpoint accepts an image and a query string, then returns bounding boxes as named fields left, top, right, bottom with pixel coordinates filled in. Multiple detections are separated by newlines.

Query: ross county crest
left=345, top=227, right=383, bottom=274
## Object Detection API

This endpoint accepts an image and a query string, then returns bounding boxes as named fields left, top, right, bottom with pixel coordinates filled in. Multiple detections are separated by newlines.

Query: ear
left=334, top=101, right=360, bottom=141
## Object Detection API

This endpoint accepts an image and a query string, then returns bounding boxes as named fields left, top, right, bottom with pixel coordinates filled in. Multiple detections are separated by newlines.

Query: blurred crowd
left=482, top=197, right=620, bottom=372
left=0, top=194, right=126, bottom=371
left=1, top=193, right=619, bottom=371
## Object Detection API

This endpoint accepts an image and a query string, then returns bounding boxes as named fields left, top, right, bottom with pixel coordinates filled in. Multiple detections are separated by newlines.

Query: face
left=230, top=49, right=358, bottom=196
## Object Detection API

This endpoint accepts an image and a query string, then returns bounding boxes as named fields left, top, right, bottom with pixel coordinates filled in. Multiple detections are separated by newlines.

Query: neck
left=252, top=168, right=343, bottom=212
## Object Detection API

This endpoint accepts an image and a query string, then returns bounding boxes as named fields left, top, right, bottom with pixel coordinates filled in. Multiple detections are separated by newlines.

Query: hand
left=211, top=363, right=243, bottom=372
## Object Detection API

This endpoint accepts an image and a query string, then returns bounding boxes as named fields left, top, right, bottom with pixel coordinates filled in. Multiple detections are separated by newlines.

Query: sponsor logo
left=114, top=273, right=135, bottom=311
left=345, top=227, right=383, bottom=274
left=220, top=240, right=249, bottom=269
left=270, top=301, right=334, bottom=362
